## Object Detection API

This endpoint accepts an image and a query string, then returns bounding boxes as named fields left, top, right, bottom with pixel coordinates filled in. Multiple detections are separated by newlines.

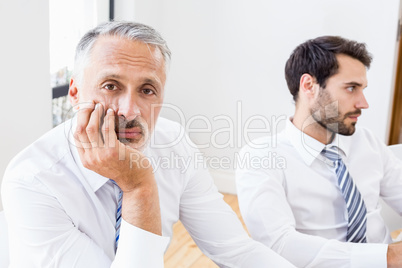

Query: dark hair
left=284, top=36, right=372, bottom=101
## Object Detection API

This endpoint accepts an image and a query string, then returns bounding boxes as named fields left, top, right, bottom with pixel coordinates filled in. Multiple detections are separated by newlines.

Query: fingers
left=75, top=102, right=109, bottom=152
left=86, top=103, right=105, bottom=148
left=102, top=108, right=117, bottom=149
left=75, top=101, right=95, bottom=150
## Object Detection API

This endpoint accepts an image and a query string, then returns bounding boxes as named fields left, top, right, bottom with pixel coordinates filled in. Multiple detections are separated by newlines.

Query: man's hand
left=74, top=102, right=162, bottom=235
left=388, top=241, right=402, bottom=267
left=75, top=102, right=150, bottom=191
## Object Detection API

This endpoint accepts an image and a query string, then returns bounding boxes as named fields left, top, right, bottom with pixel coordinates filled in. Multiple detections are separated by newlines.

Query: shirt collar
left=67, top=117, right=110, bottom=193
left=285, top=117, right=350, bottom=166
left=328, top=131, right=350, bottom=158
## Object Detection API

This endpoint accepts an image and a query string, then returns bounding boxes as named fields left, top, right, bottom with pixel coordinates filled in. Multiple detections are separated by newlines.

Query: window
left=49, top=0, right=109, bottom=126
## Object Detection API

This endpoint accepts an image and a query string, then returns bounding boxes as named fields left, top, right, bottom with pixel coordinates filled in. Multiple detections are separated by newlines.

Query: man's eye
left=143, top=88, right=155, bottom=95
left=104, top=84, right=117, bottom=91
left=346, top=86, right=355, bottom=92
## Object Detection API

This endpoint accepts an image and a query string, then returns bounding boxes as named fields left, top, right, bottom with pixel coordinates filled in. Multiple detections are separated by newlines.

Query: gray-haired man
left=2, top=21, right=295, bottom=267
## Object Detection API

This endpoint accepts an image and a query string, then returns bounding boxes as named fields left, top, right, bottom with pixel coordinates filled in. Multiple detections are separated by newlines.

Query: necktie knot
left=322, top=146, right=342, bottom=164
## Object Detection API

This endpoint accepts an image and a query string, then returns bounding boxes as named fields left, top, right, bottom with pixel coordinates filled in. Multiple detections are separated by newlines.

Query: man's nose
left=116, top=97, right=141, bottom=120
left=356, top=91, right=369, bottom=110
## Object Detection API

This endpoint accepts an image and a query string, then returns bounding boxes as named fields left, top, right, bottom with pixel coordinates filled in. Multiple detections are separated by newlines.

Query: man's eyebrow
left=141, top=77, right=165, bottom=89
left=96, top=73, right=162, bottom=87
left=96, top=73, right=122, bottom=80
left=344, top=81, right=363, bottom=87
left=143, top=78, right=159, bottom=84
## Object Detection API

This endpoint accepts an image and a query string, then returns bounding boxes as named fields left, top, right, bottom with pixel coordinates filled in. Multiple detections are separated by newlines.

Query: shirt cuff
left=351, top=243, right=388, bottom=268
left=112, top=219, right=170, bottom=268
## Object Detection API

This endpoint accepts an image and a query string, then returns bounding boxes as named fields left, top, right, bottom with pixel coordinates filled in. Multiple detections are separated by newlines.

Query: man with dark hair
left=285, top=36, right=372, bottom=102
left=2, top=21, right=296, bottom=267
left=236, top=36, right=402, bottom=267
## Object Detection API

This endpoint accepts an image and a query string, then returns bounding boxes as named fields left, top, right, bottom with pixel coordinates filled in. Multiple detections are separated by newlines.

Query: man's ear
left=69, top=78, right=80, bottom=109
left=299, top=73, right=318, bottom=100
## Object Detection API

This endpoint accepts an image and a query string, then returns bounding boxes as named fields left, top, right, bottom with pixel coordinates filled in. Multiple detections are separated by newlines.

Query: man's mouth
left=349, top=117, right=359, bottom=122
left=116, top=127, right=143, bottom=140
left=114, top=116, right=149, bottom=148
left=344, top=109, right=362, bottom=121
left=347, top=113, right=361, bottom=122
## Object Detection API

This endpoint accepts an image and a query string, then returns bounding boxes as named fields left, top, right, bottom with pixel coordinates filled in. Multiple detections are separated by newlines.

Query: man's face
left=311, top=54, right=369, bottom=136
left=70, top=35, right=166, bottom=149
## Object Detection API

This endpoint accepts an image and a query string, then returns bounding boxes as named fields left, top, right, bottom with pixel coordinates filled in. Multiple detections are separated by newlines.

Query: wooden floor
left=164, top=193, right=247, bottom=268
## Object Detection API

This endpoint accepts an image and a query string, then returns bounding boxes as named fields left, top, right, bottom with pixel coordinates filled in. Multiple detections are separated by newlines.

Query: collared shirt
left=2, top=117, right=295, bottom=268
left=236, top=118, right=402, bottom=268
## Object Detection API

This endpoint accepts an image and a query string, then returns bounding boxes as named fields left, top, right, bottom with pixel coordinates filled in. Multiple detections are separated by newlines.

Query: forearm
left=180, top=193, right=295, bottom=267
left=122, top=177, right=162, bottom=235
left=387, top=242, right=402, bottom=268
left=267, top=229, right=387, bottom=268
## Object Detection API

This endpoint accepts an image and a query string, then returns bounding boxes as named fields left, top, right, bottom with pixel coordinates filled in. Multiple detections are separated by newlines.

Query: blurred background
left=1, top=0, right=401, bottom=210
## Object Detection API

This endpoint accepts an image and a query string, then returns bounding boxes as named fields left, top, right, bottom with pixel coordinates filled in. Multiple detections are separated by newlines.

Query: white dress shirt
left=2, top=117, right=295, bottom=268
left=236, top=118, right=402, bottom=268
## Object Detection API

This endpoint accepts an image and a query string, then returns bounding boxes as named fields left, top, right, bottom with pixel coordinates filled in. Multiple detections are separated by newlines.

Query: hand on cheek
left=74, top=102, right=155, bottom=193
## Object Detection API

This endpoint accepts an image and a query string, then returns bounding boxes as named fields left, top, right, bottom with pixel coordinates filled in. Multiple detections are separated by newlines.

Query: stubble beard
left=311, top=89, right=360, bottom=136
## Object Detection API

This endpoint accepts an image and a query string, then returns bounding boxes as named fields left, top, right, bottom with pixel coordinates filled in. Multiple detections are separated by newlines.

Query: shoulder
left=236, top=132, right=288, bottom=175
left=4, top=121, right=72, bottom=183
left=239, top=131, right=288, bottom=157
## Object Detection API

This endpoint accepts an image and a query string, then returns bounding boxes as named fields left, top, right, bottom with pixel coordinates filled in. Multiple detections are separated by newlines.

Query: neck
left=292, top=111, right=335, bottom=145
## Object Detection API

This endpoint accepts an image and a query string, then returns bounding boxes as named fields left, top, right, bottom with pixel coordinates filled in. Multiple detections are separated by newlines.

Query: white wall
left=129, top=0, right=401, bottom=193
left=0, top=1, right=399, bottom=207
left=0, top=0, right=52, bottom=209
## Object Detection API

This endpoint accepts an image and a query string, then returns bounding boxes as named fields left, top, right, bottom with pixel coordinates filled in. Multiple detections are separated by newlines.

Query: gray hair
left=73, top=21, right=171, bottom=85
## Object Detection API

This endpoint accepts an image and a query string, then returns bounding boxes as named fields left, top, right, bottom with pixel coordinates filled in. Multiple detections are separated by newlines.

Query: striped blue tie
left=322, top=146, right=367, bottom=243
left=111, top=180, right=123, bottom=250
